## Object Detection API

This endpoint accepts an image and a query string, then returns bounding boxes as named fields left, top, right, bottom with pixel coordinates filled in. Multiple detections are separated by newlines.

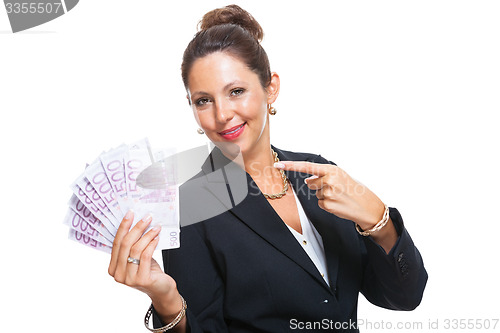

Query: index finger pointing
left=274, top=161, right=332, bottom=177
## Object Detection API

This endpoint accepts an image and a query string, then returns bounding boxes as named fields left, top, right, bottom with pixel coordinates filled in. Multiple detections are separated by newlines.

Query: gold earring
left=197, top=128, right=205, bottom=134
left=268, top=105, right=277, bottom=115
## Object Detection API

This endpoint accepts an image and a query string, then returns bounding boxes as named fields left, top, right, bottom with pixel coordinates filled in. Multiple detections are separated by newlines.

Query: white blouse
left=284, top=186, right=330, bottom=286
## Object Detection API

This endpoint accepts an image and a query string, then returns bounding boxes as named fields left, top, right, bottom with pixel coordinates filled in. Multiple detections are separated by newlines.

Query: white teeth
left=223, top=123, right=244, bottom=135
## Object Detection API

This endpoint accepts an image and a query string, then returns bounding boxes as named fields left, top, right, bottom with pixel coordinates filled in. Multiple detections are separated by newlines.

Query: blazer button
left=302, top=240, right=307, bottom=245
left=398, top=252, right=409, bottom=278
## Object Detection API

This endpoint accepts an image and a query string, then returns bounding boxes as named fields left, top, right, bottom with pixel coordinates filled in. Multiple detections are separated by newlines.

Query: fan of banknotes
left=63, top=138, right=180, bottom=253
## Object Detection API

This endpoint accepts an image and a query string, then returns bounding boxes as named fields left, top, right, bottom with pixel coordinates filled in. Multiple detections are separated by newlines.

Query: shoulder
left=272, top=145, right=337, bottom=166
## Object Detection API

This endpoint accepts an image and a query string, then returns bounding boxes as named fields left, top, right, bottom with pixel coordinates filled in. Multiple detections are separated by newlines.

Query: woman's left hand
left=275, top=161, right=385, bottom=231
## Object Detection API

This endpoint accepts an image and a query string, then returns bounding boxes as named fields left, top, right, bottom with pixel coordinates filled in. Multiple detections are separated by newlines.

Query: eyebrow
left=191, top=81, right=245, bottom=98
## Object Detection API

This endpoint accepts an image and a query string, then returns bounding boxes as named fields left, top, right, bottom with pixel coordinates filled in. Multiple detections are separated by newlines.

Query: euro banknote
left=64, top=138, right=180, bottom=253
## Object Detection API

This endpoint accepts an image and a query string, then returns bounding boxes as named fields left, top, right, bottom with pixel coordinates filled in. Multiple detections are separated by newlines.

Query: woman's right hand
left=108, top=211, right=187, bottom=331
left=108, top=210, right=178, bottom=307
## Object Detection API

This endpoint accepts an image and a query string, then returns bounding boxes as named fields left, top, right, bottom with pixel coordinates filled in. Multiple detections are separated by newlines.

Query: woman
left=108, top=5, right=427, bottom=332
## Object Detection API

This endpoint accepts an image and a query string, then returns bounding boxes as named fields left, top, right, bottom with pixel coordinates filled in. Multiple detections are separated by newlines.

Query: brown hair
left=181, top=5, right=271, bottom=90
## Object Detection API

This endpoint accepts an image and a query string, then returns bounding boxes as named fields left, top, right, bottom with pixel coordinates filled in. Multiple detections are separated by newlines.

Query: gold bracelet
left=356, top=204, right=390, bottom=236
left=144, top=295, right=187, bottom=332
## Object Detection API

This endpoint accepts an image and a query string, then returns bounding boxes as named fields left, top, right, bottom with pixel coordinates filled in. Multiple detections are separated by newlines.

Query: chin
left=208, top=138, right=243, bottom=158
left=209, top=127, right=263, bottom=158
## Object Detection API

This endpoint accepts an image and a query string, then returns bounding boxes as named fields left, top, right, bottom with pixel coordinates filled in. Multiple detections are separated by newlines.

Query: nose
left=214, top=99, right=235, bottom=124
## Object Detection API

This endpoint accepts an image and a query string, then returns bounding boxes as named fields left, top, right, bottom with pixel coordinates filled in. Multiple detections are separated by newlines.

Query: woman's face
left=187, top=52, right=279, bottom=156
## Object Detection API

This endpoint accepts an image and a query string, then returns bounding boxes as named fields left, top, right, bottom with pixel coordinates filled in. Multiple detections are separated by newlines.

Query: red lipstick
left=218, top=122, right=246, bottom=140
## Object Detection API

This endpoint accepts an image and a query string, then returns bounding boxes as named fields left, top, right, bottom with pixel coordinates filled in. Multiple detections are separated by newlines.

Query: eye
left=195, top=97, right=211, bottom=107
left=230, top=88, right=245, bottom=96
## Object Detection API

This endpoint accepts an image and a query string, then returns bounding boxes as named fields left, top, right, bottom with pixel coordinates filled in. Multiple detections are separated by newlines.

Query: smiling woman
left=187, top=52, right=279, bottom=155
left=107, top=4, right=428, bottom=333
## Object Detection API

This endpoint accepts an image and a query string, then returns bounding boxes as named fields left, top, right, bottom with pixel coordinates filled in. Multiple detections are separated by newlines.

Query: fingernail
left=305, top=175, right=319, bottom=184
left=274, top=162, right=285, bottom=169
left=143, top=214, right=153, bottom=223
left=124, top=210, right=134, bottom=220
left=152, top=224, right=162, bottom=231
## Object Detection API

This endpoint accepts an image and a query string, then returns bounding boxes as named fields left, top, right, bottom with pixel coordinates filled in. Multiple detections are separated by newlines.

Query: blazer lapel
left=199, top=146, right=249, bottom=213
left=228, top=173, right=335, bottom=295
left=198, top=146, right=339, bottom=295
left=274, top=147, right=341, bottom=294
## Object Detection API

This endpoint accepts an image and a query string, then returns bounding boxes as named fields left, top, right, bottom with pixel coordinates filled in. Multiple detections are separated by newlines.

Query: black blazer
left=154, top=146, right=428, bottom=332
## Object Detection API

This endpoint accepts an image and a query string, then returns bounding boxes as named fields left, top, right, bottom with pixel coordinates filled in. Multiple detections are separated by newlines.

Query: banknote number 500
left=170, top=231, right=179, bottom=247
left=5, top=2, right=63, bottom=14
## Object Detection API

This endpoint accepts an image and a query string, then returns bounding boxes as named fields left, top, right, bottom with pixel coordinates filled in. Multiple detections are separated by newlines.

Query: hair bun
left=198, top=4, right=264, bottom=43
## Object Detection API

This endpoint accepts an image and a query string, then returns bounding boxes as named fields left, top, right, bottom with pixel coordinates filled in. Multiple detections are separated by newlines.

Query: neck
left=242, top=141, right=284, bottom=195
left=243, top=143, right=275, bottom=179
left=216, top=121, right=285, bottom=194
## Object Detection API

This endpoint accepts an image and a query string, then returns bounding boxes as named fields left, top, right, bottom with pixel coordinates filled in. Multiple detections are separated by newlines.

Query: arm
left=363, top=215, right=398, bottom=254
left=108, top=211, right=188, bottom=332
left=150, top=287, right=187, bottom=332
left=360, top=207, right=428, bottom=310
left=277, top=158, right=399, bottom=253
left=276, top=154, right=427, bottom=310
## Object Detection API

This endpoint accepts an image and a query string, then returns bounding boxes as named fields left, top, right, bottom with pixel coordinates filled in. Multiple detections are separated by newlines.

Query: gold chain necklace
left=262, top=149, right=289, bottom=199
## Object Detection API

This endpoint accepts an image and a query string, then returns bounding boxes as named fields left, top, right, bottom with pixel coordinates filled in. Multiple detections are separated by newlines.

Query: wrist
left=150, top=284, right=183, bottom=324
left=358, top=198, right=387, bottom=229
left=356, top=204, right=390, bottom=236
left=145, top=289, right=187, bottom=332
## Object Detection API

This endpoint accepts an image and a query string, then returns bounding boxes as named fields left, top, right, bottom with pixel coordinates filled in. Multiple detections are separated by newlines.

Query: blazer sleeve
left=152, top=223, right=228, bottom=333
left=313, top=153, right=428, bottom=310
left=359, top=207, right=428, bottom=310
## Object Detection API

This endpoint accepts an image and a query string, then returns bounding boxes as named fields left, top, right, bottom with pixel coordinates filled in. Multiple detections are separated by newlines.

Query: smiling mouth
left=219, top=122, right=246, bottom=135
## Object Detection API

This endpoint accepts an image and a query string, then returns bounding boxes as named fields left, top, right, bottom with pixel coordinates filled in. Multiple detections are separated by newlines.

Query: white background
left=1, top=1, right=499, bottom=332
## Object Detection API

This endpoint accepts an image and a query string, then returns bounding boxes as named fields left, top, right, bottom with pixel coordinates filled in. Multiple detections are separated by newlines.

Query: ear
left=266, top=72, right=280, bottom=105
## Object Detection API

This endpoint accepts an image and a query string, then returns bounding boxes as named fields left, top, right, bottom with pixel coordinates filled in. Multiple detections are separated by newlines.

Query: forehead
left=187, top=52, right=260, bottom=93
